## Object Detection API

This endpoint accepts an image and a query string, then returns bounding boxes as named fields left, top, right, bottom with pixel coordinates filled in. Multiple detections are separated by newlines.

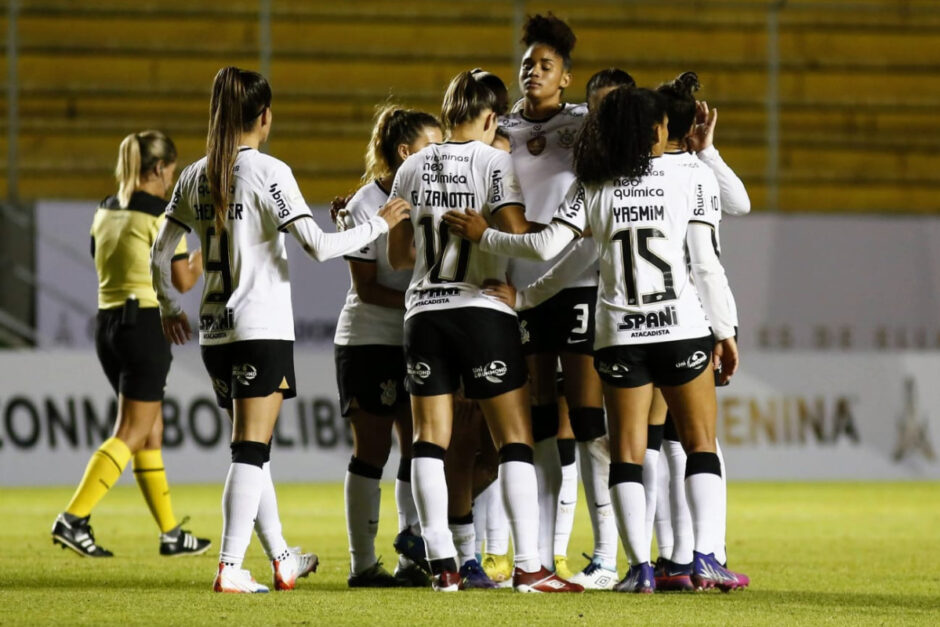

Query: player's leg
left=661, top=360, right=747, bottom=591
left=602, top=378, right=655, bottom=594
left=444, top=399, right=496, bottom=589
left=135, top=411, right=210, bottom=556
left=561, top=350, right=619, bottom=589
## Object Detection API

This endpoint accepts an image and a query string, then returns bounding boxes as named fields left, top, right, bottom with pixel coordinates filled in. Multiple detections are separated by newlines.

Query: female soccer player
left=151, top=66, right=409, bottom=593
left=52, top=130, right=209, bottom=559
left=335, top=104, right=441, bottom=588
left=445, top=86, right=744, bottom=592
left=498, top=13, right=616, bottom=587
left=651, top=72, right=750, bottom=591
left=386, top=69, right=581, bottom=593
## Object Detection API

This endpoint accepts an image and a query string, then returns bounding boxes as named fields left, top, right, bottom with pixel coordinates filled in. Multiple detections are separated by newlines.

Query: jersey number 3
left=419, top=216, right=471, bottom=283
left=613, top=227, right=676, bottom=305
left=204, top=226, right=233, bottom=303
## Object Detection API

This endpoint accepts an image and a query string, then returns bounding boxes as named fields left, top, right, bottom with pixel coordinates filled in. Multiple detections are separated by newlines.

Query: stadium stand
left=1, top=0, right=940, bottom=210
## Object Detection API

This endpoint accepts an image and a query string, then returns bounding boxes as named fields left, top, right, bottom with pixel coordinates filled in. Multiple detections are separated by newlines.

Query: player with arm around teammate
left=446, top=86, right=743, bottom=592
left=386, top=70, right=582, bottom=593
left=52, top=131, right=209, bottom=559
left=150, top=67, right=409, bottom=593
left=336, top=105, right=442, bottom=588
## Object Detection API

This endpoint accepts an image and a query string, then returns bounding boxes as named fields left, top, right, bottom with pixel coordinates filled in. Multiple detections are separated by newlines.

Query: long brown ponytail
left=206, top=66, right=271, bottom=231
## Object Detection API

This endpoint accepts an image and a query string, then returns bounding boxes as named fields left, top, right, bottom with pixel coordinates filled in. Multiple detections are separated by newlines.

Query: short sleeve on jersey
left=266, top=161, right=314, bottom=231
left=165, top=170, right=195, bottom=232
left=689, top=167, right=722, bottom=229
left=551, top=180, right=588, bottom=235
left=487, top=151, right=525, bottom=214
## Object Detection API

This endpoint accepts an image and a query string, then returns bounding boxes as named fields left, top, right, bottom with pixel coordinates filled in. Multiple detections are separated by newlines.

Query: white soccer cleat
left=568, top=556, right=618, bottom=590
left=272, top=546, right=319, bottom=591
left=213, top=563, right=269, bottom=593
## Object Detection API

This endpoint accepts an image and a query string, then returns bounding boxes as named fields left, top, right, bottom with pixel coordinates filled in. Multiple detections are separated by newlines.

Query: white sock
left=654, top=451, right=674, bottom=561
left=484, top=480, right=509, bottom=555
left=610, top=479, right=649, bottom=566
left=533, top=437, right=561, bottom=569
left=500, top=460, right=541, bottom=573
left=472, top=496, right=486, bottom=557
left=449, top=521, right=476, bottom=567
left=554, top=460, right=578, bottom=556
left=577, top=438, right=617, bottom=568
left=686, top=470, right=723, bottom=557
left=255, top=462, right=289, bottom=561
left=664, top=440, right=693, bottom=564
left=715, top=440, right=728, bottom=564
left=345, top=467, right=381, bottom=574
left=642, top=448, right=659, bottom=559
left=411, top=456, right=456, bottom=562
left=220, top=462, right=264, bottom=568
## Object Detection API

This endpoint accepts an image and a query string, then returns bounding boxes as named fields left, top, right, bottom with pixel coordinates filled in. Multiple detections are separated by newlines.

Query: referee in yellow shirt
left=52, top=130, right=210, bottom=557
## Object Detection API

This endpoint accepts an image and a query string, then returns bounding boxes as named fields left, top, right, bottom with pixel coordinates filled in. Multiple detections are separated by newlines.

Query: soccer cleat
left=394, top=561, right=431, bottom=587
left=431, top=570, right=461, bottom=592
left=393, top=528, right=430, bottom=574
left=348, top=560, right=403, bottom=588
left=213, top=563, right=269, bottom=593
left=481, top=552, right=513, bottom=587
left=692, top=552, right=747, bottom=592
left=51, top=513, right=113, bottom=557
left=569, top=554, right=618, bottom=590
left=159, top=518, right=211, bottom=557
left=458, top=559, right=498, bottom=590
left=654, top=556, right=694, bottom=591
left=613, top=562, right=655, bottom=594
left=512, top=566, right=584, bottom=593
left=554, top=554, right=574, bottom=580
left=272, top=547, right=319, bottom=591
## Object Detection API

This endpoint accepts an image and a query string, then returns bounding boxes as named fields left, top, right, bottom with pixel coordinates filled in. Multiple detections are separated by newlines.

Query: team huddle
left=51, top=13, right=751, bottom=595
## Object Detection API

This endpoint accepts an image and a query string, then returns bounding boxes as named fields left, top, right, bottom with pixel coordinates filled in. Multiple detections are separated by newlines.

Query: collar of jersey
left=519, top=103, right=568, bottom=124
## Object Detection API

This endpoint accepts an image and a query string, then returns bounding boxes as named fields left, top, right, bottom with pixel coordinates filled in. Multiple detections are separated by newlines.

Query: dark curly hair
left=574, top=87, right=667, bottom=185
left=521, top=12, right=576, bottom=70
left=656, top=71, right=700, bottom=141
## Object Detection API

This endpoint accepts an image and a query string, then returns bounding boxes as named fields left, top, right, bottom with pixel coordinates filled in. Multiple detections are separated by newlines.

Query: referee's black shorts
left=95, top=306, right=172, bottom=401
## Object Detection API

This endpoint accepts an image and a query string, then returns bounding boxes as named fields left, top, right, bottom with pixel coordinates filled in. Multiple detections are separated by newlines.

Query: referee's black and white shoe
left=159, top=517, right=211, bottom=557
left=51, top=513, right=113, bottom=557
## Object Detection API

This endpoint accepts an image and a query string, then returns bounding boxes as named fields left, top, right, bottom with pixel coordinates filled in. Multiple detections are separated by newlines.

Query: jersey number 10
left=419, top=216, right=471, bottom=283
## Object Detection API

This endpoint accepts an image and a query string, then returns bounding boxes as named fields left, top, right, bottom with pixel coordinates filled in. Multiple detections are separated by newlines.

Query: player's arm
left=348, top=260, right=406, bottom=309
left=689, top=101, right=750, bottom=216
left=151, top=217, right=191, bottom=345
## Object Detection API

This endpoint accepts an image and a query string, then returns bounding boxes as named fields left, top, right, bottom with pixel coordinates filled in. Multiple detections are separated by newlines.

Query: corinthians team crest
left=557, top=127, right=576, bottom=148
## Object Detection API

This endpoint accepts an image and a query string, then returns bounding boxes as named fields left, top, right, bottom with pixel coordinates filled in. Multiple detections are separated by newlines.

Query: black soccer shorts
left=403, top=307, right=528, bottom=400
left=201, top=340, right=297, bottom=410
left=517, top=286, right=597, bottom=356
left=594, top=335, right=715, bottom=389
left=334, top=344, right=408, bottom=417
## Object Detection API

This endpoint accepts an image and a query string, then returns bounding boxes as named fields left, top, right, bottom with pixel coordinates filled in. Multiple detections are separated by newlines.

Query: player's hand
left=482, top=279, right=517, bottom=309
left=161, top=312, right=192, bottom=345
left=687, top=100, right=717, bottom=153
left=330, top=194, right=352, bottom=230
left=713, top=335, right=738, bottom=385
left=377, top=198, right=411, bottom=230
left=443, top=209, right=488, bottom=243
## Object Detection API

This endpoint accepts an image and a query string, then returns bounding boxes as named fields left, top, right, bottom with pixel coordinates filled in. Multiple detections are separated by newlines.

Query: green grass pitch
left=1, top=482, right=939, bottom=625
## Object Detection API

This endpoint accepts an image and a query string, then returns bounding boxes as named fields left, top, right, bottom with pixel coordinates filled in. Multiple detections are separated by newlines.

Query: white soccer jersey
left=390, top=140, right=525, bottom=320
left=334, top=181, right=411, bottom=346
left=499, top=103, right=596, bottom=288
left=166, top=147, right=313, bottom=345
left=553, top=154, right=723, bottom=348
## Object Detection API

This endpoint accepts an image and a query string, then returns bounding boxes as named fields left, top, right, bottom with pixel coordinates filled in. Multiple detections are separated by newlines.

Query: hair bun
left=521, top=12, right=576, bottom=58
